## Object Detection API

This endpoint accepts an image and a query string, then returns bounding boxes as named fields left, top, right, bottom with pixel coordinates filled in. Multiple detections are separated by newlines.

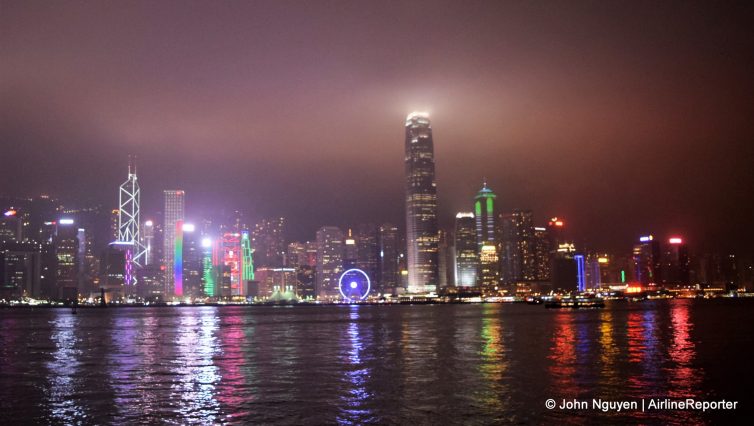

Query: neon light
left=59, top=218, right=74, bottom=225
left=639, top=235, right=653, bottom=242
left=486, top=197, right=493, bottom=214
left=202, top=253, right=215, bottom=297
left=201, top=237, right=213, bottom=248
left=174, top=220, right=183, bottom=296
left=669, top=237, right=683, bottom=244
left=575, top=255, right=585, bottom=292
left=621, top=270, right=626, bottom=283
left=4, top=210, right=16, bottom=217
left=241, top=231, right=254, bottom=282
left=598, top=257, right=609, bottom=264
left=144, top=220, right=153, bottom=227
left=182, top=223, right=195, bottom=232
left=475, top=201, right=481, bottom=217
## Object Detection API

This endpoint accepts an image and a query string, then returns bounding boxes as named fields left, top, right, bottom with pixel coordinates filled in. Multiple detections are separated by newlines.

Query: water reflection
left=548, top=312, right=579, bottom=397
left=216, top=309, right=251, bottom=420
left=46, top=311, right=86, bottom=423
left=171, top=307, right=221, bottom=423
left=337, top=306, right=374, bottom=424
left=479, top=305, right=508, bottom=413
left=668, top=300, right=701, bottom=398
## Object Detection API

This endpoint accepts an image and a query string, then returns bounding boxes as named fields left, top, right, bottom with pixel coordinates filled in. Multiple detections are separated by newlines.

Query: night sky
left=1, top=1, right=753, bottom=254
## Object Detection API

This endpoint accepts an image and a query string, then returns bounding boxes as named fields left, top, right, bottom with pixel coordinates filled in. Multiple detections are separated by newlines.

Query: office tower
left=499, top=210, right=536, bottom=284
left=216, top=231, right=253, bottom=298
left=474, top=182, right=499, bottom=290
left=660, top=236, right=690, bottom=286
left=344, top=229, right=358, bottom=269
left=356, top=224, right=379, bottom=287
left=378, top=223, right=399, bottom=294
left=181, top=223, right=203, bottom=298
left=551, top=243, right=579, bottom=292
left=1, top=209, right=22, bottom=243
left=474, top=181, right=497, bottom=248
left=287, top=242, right=307, bottom=268
left=532, top=227, right=551, bottom=282
left=632, top=235, right=661, bottom=285
left=142, top=220, right=154, bottom=266
left=575, top=255, right=586, bottom=292
left=251, top=217, right=285, bottom=267
left=117, top=157, right=147, bottom=291
left=54, top=218, right=79, bottom=300
left=584, top=254, right=605, bottom=289
left=438, top=229, right=452, bottom=288
left=404, top=112, right=439, bottom=293
left=454, top=213, right=478, bottom=287
left=163, top=190, right=185, bottom=297
left=0, top=242, right=42, bottom=299
left=316, top=226, right=344, bottom=299
left=200, top=236, right=217, bottom=298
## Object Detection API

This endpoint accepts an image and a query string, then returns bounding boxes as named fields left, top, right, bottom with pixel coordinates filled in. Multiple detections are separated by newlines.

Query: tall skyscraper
left=499, top=210, right=536, bottom=284
left=632, top=235, right=661, bottom=285
left=378, top=223, right=399, bottom=294
left=454, top=212, right=478, bottom=287
left=316, top=226, right=344, bottom=299
left=474, top=182, right=499, bottom=289
left=474, top=181, right=497, bottom=248
left=163, top=190, right=185, bottom=297
left=404, top=112, right=439, bottom=293
left=251, top=217, right=286, bottom=267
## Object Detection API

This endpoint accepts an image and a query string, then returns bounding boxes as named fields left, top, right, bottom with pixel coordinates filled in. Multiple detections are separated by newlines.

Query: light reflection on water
left=1, top=300, right=747, bottom=424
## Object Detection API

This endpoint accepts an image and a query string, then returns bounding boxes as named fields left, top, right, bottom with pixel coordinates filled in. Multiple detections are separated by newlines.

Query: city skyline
left=1, top=1, right=753, bottom=255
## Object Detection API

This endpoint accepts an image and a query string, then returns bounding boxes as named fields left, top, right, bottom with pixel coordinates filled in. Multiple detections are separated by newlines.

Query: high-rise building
left=660, top=237, right=690, bottom=286
left=316, top=226, right=343, bottom=299
left=378, top=223, right=399, bottom=294
left=531, top=227, right=551, bottom=282
left=474, top=181, right=497, bottom=248
left=356, top=224, right=379, bottom=289
left=499, top=210, right=536, bottom=284
left=163, top=190, right=185, bottom=297
left=216, top=231, right=253, bottom=298
left=632, top=235, right=661, bottom=285
left=142, top=220, right=155, bottom=266
left=404, top=112, right=439, bottom=293
left=251, top=217, right=285, bottom=267
left=54, top=218, right=79, bottom=300
left=344, top=229, right=358, bottom=269
left=454, top=213, right=478, bottom=287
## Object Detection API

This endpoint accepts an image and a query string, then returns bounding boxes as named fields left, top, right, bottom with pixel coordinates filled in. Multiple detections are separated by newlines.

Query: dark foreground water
left=1, top=300, right=752, bottom=425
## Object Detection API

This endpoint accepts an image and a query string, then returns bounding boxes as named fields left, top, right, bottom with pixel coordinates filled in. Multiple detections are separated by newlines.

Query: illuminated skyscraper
left=632, top=235, right=661, bottom=285
left=316, top=226, right=343, bottom=299
left=474, top=181, right=497, bottom=248
left=454, top=212, right=477, bottom=287
left=378, top=223, right=399, bottom=294
left=163, top=190, right=185, bottom=297
left=404, top=112, right=439, bottom=293
left=660, top=237, right=690, bottom=286
left=499, top=210, right=536, bottom=284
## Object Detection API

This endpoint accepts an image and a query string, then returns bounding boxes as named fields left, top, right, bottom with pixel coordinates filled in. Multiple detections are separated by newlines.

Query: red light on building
left=548, top=217, right=565, bottom=227
left=669, top=237, right=683, bottom=244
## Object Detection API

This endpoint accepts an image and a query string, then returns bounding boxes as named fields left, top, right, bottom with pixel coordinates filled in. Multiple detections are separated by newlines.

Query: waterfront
left=1, top=300, right=752, bottom=424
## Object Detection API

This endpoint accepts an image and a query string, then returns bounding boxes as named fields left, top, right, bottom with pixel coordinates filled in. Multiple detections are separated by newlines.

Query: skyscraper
left=378, top=223, right=399, bottom=294
left=454, top=212, right=478, bottom=287
left=499, top=210, right=536, bottom=284
left=316, top=226, right=344, bottom=299
left=404, top=112, right=439, bottom=293
left=251, top=217, right=286, bottom=267
left=474, top=182, right=499, bottom=289
left=163, top=190, right=185, bottom=297
left=474, top=181, right=497, bottom=248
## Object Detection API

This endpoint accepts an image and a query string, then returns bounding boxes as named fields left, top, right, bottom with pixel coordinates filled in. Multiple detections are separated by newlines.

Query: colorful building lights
left=174, top=220, right=184, bottom=296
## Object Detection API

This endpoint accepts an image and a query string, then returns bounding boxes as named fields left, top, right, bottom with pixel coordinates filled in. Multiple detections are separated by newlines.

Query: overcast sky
left=1, top=0, right=753, bottom=253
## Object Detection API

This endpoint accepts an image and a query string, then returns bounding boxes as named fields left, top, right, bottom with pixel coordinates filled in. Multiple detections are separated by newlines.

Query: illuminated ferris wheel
left=338, top=268, right=371, bottom=301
